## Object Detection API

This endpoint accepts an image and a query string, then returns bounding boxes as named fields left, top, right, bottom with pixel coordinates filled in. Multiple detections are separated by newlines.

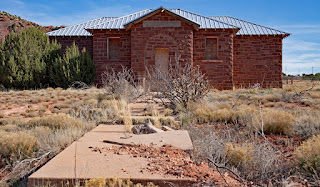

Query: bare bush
left=102, top=67, right=144, bottom=102
left=188, top=125, right=286, bottom=183
left=145, top=55, right=210, bottom=108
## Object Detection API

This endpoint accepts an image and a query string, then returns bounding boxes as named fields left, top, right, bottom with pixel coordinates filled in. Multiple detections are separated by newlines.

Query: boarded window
left=108, top=37, right=120, bottom=60
left=205, top=37, right=218, bottom=60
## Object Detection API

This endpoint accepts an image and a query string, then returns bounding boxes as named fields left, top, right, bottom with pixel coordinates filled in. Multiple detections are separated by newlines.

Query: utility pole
left=285, top=66, right=287, bottom=75
left=312, top=67, right=314, bottom=75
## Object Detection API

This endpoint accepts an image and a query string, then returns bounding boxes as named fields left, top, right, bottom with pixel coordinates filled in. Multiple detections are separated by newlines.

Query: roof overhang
left=124, top=7, right=201, bottom=30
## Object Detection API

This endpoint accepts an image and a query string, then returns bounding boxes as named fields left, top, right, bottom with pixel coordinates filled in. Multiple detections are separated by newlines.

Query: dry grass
left=258, top=108, right=294, bottom=135
left=0, top=131, right=40, bottom=164
left=293, top=110, right=320, bottom=138
left=163, top=108, right=173, bottom=116
left=183, top=81, right=320, bottom=184
left=294, top=135, right=320, bottom=174
left=26, top=113, right=85, bottom=129
left=225, top=142, right=253, bottom=165
left=85, top=177, right=159, bottom=187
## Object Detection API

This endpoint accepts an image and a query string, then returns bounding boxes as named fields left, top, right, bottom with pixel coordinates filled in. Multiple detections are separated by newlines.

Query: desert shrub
left=163, top=108, right=173, bottom=116
left=0, top=124, right=20, bottom=132
left=86, top=178, right=107, bottom=187
left=188, top=102, right=237, bottom=123
left=294, top=135, right=320, bottom=174
left=86, top=177, right=158, bottom=187
left=299, top=98, right=315, bottom=107
left=259, top=108, right=294, bottom=135
left=102, top=67, right=143, bottom=102
left=258, top=93, right=282, bottom=104
left=26, top=113, right=84, bottom=129
left=188, top=125, right=283, bottom=182
left=0, top=117, right=25, bottom=126
left=293, top=111, right=320, bottom=138
left=106, top=177, right=133, bottom=187
left=225, top=142, right=253, bottom=166
left=0, top=27, right=61, bottom=89
left=146, top=58, right=210, bottom=108
left=49, top=42, right=95, bottom=88
left=0, top=131, right=39, bottom=164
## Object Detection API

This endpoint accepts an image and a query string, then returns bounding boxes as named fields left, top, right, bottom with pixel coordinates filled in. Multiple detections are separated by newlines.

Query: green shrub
left=0, top=131, right=39, bottom=164
left=0, top=28, right=95, bottom=89
left=0, top=27, right=61, bottom=89
left=49, top=42, right=95, bottom=88
left=294, top=135, right=320, bottom=174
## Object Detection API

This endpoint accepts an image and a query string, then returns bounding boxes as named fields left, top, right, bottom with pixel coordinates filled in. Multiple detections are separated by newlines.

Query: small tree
left=49, top=42, right=95, bottom=88
left=0, top=28, right=57, bottom=89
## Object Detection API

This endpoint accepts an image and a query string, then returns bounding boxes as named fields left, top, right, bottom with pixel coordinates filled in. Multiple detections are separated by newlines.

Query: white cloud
left=280, top=24, right=320, bottom=75
left=277, top=24, right=320, bottom=35
left=283, top=38, right=320, bottom=75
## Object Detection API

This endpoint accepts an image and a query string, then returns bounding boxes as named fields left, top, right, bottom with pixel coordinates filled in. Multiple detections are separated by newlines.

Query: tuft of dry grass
left=225, top=142, right=253, bottom=166
left=293, top=110, right=320, bottom=138
left=163, top=108, right=173, bottom=116
left=258, top=108, right=294, bottom=135
left=86, top=177, right=159, bottom=187
left=26, top=113, right=84, bottom=129
left=0, top=124, right=21, bottom=132
left=294, top=135, right=320, bottom=174
left=0, top=131, right=40, bottom=164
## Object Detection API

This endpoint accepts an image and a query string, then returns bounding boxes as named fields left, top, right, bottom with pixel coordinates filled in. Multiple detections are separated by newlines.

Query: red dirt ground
left=91, top=144, right=242, bottom=186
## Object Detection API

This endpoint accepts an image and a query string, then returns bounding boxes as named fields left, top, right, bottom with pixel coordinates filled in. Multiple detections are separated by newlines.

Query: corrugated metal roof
left=209, top=16, right=289, bottom=35
left=88, top=8, right=239, bottom=30
left=87, top=9, right=154, bottom=29
left=169, top=9, right=239, bottom=29
left=47, top=7, right=289, bottom=36
left=47, top=17, right=117, bottom=36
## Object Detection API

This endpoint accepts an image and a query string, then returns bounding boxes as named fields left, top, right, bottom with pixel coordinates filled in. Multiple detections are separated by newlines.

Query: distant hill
left=0, top=11, right=66, bottom=41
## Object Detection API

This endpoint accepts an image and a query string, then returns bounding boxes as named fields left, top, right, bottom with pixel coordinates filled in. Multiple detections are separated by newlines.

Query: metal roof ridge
left=86, top=9, right=153, bottom=29
left=47, top=16, right=118, bottom=34
left=212, top=16, right=290, bottom=35
left=170, top=9, right=240, bottom=29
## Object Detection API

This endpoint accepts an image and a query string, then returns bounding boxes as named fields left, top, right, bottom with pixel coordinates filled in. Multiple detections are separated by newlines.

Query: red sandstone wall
left=233, top=35, right=283, bottom=88
left=130, top=11, right=194, bottom=80
left=88, top=30, right=131, bottom=85
left=49, top=36, right=93, bottom=57
left=193, top=29, right=234, bottom=90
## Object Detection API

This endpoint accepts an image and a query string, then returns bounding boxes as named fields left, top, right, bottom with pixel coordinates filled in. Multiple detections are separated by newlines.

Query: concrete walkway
left=27, top=125, right=194, bottom=186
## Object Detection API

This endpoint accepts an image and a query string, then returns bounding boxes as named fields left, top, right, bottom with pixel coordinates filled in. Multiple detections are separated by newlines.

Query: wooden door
left=155, top=48, right=169, bottom=79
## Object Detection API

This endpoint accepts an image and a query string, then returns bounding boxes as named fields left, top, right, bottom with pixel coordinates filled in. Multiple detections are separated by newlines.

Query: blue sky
left=1, top=0, right=319, bottom=75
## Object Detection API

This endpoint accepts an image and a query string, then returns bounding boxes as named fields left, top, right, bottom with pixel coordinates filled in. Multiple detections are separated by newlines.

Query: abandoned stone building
left=47, top=7, right=290, bottom=90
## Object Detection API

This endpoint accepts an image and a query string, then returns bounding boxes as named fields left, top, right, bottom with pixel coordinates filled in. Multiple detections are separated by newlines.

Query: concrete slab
left=28, top=125, right=195, bottom=187
left=103, top=130, right=193, bottom=151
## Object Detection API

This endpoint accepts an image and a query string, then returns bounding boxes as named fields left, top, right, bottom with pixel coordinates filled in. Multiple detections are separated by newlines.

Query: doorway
left=155, top=48, right=169, bottom=79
